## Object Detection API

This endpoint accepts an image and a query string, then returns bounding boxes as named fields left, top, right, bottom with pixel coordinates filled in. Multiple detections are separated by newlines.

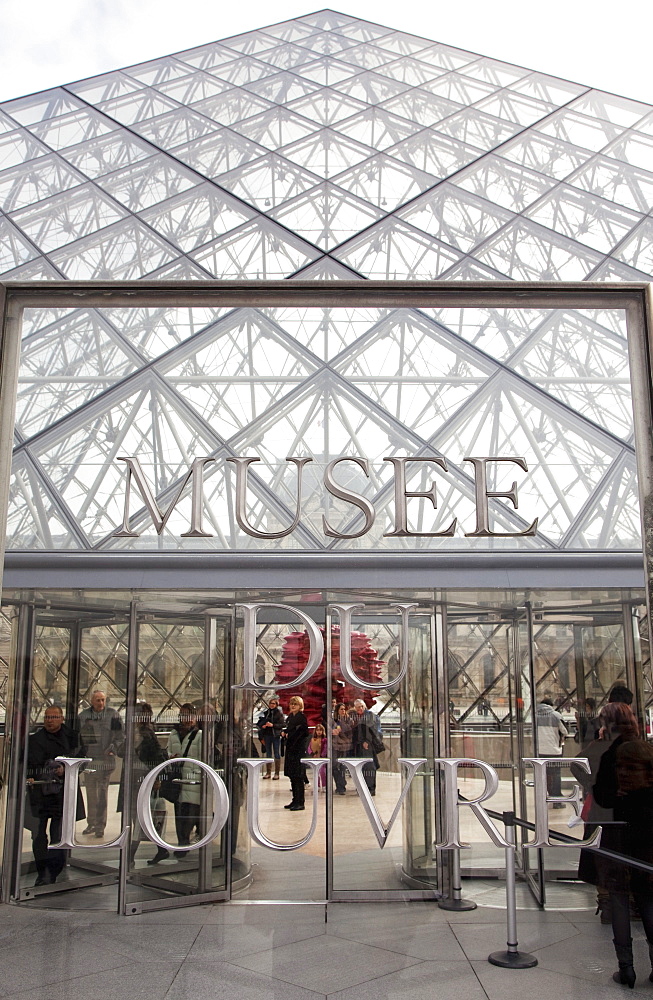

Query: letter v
left=339, top=758, right=427, bottom=847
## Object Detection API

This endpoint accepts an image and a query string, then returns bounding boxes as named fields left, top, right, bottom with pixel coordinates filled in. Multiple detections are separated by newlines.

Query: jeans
left=263, top=732, right=282, bottom=760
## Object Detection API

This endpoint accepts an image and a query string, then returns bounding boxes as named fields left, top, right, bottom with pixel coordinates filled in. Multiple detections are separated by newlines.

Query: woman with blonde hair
left=282, top=696, right=309, bottom=811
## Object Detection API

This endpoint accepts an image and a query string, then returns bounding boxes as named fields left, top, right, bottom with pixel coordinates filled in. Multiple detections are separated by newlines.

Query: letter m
left=113, top=456, right=215, bottom=537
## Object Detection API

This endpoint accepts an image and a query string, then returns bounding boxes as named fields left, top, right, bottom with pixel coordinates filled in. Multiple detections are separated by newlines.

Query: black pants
left=611, top=890, right=653, bottom=951
left=333, top=760, right=347, bottom=793
left=177, top=802, right=200, bottom=845
left=290, top=775, right=305, bottom=806
left=33, top=814, right=65, bottom=877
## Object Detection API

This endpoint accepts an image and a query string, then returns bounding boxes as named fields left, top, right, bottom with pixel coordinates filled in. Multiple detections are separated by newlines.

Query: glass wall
left=0, top=585, right=645, bottom=911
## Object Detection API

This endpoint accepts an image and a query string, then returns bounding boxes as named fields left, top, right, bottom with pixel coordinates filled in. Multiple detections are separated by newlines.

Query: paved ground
left=0, top=896, right=650, bottom=1000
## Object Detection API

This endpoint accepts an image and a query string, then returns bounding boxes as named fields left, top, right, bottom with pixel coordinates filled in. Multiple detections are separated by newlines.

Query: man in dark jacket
left=27, top=706, right=85, bottom=886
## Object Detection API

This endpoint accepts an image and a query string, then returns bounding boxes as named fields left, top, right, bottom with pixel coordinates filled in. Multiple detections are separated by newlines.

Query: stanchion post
left=438, top=847, right=477, bottom=911
left=488, top=811, right=538, bottom=969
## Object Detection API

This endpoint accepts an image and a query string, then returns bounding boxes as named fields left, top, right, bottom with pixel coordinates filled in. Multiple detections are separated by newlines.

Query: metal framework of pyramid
left=0, top=9, right=649, bottom=554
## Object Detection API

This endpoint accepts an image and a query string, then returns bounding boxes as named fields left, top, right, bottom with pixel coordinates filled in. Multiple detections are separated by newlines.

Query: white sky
left=1, top=0, right=652, bottom=106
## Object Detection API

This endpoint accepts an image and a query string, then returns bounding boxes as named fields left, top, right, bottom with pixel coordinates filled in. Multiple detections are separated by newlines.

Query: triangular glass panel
left=244, top=72, right=321, bottom=104
left=59, top=131, right=153, bottom=178
left=156, top=72, right=232, bottom=105
left=333, top=152, right=437, bottom=210
left=297, top=57, right=358, bottom=87
left=218, top=153, right=321, bottom=210
left=388, top=129, right=479, bottom=178
left=332, top=309, right=494, bottom=438
left=271, top=181, right=383, bottom=249
left=500, top=131, right=591, bottom=180
left=231, top=107, right=318, bottom=150
left=2, top=89, right=85, bottom=126
left=333, top=42, right=395, bottom=71
left=422, top=306, right=551, bottom=362
left=191, top=91, right=274, bottom=127
left=612, top=216, right=653, bottom=274
left=49, top=219, right=178, bottom=279
left=141, top=183, right=255, bottom=252
left=16, top=309, right=139, bottom=439
left=257, top=305, right=383, bottom=358
left=158, top=307, right=319, bottom=437
left=335, top=71, right=413, bottom=105
left=172, top=130, right=265, bottom=178
left=0, top=129, right=50, bottom=170
left=524, top=184, right=642, bottom=254
left=6, top=452, right=85, bottom=549
left=398, top=182, right=515, bottom=250
left=288, top=87, right=368, bottom=126
left=565, top=455, right=641, bottom=549
left=509, top=310, right=633, bottom=440
left=474, top=219, right=602, bottom=280
left=132, top=108, right=218, bottom=148
left=31, top=374, right=222, bottom=545
left=191, top=217, right=319, bottom=277
left=335, top=107, right=422, bottom=149
left=255, top=42, right=316, bottom=70
left=434, top=375, right=621, bottom=543
left=97, top=156, right=199, bottom=211
left=100, top=306, right=225, bottom=359
left=434, top=109, right=521, bottom=150
left=279, top=128, right=375, bottom=178
left=453, top=153, right=557, bottom=210
left=125, top=56, right=198, bottom=86
left=10, top=183, right=127, bottom=253
left=289, top=256, right=362, bottom=279
left=334, top=217, right=462, bottom=278
left=571, top=156, right=653, bottom=214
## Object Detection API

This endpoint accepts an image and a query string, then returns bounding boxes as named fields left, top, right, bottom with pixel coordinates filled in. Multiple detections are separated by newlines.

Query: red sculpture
left=275, top=626, right=384, bottom=725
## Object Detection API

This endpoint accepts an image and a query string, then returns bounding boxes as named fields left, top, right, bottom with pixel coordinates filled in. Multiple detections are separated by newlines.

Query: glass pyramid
left=0, top=10, right=648, bottom=554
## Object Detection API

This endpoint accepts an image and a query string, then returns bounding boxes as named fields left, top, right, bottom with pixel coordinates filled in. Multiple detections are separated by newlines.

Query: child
left=307, top=723, right=328, bottom=789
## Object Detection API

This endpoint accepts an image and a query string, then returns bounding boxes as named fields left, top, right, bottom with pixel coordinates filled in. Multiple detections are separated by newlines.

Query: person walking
left=26, top=706, right=85, bottom=885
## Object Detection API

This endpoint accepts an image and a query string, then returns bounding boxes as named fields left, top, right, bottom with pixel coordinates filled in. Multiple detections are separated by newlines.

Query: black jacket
left=26, top=723, right=85, bottom=821
left=593, top=738, right=653, bottom=895
left=283, top=712, right=309, bottom=779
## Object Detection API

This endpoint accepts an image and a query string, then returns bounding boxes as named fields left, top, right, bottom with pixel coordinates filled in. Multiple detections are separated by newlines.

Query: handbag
left=160, top=729, right=198, bottom=804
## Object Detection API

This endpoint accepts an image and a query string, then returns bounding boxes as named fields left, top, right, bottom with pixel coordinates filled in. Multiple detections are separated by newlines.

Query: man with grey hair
left=77, top=690, right=123, bottom=837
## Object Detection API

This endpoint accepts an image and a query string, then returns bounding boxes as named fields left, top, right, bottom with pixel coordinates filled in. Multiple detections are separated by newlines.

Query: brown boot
left=272, top=759, right=281, bottom=780
left=262, top=762, right=272, bottom=779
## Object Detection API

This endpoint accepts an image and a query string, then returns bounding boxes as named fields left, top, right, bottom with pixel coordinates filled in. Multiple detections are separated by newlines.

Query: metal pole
left=488, top=811, right=538, bottom=969
left=437, top=848, right=477, bottom=911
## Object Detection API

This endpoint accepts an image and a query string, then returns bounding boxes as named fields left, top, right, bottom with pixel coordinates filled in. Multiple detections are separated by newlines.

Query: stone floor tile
left=188, top=921, right=325, bottom=962
left=3, top=961, right=182, bottom=1000
left=328, top=960, right=488, bottom=1000
left=165, top=959, right=326, bottom=1000
left=328, top=919, right=467, bottom=961
left=229, top=933, right=421, bottom=992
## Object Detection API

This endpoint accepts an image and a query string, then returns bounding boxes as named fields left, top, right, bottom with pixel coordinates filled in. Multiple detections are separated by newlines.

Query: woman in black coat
left=282, top=696, right=309, bottom=811
left=592, top=703, right=653, bottom=989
